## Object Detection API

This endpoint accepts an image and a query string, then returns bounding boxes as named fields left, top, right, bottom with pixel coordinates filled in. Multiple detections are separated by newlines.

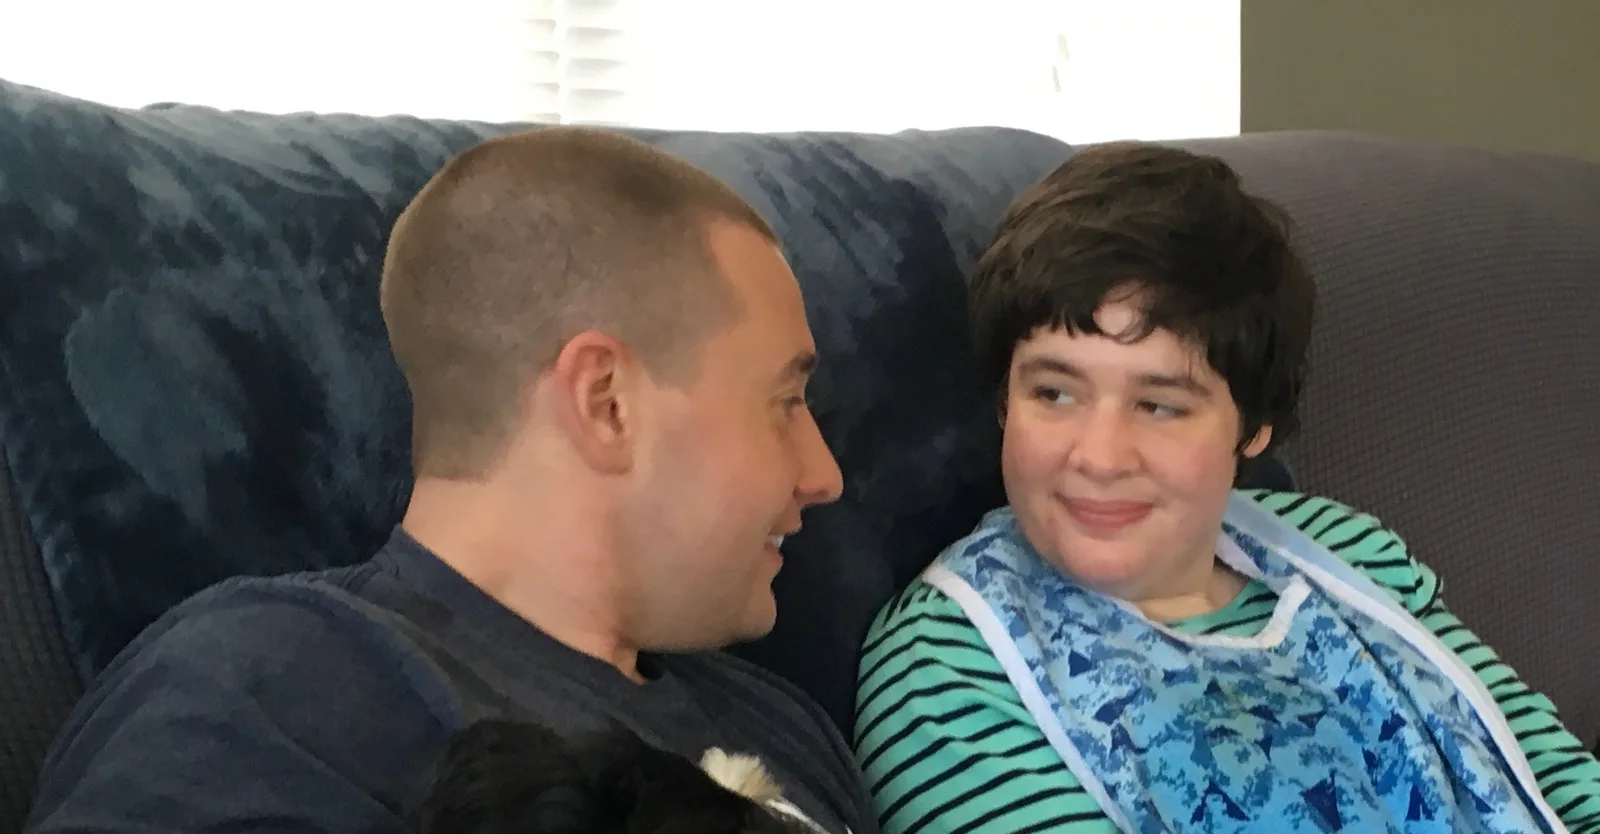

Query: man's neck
left=401, top=475, right=646, bottom=682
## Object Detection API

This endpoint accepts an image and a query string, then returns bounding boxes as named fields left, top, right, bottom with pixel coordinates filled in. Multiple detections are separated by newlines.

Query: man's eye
left=1034, top=387, right=1073, bottom=405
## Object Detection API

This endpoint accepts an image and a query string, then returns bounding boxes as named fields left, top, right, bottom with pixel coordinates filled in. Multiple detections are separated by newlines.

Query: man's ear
left=541, top=330, right=639, bottom=475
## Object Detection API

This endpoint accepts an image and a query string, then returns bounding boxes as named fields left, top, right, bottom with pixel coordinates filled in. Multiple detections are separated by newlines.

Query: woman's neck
left=1133, top=558, right=1251, bottom=623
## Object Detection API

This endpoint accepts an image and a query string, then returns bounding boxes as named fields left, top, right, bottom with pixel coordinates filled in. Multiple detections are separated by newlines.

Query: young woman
left=854, top=143, right=1600, bottom=834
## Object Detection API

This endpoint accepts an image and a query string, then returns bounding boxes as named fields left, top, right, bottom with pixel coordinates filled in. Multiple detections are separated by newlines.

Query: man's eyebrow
left=778, top=352, right=818, bottom=383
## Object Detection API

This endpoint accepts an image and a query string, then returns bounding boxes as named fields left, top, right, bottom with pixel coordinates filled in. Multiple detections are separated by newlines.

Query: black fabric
left=1173, top=131, right=1600, bottom=747
left=0, top=77, right=1069, bottom=733
left=27, top=530, right=872, bottom=834
left=0, top=449, right=81, bottom=834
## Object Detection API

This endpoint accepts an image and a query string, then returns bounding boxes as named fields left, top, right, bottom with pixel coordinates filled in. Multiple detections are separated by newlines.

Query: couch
left=2, top=77, right=1597, bottom=831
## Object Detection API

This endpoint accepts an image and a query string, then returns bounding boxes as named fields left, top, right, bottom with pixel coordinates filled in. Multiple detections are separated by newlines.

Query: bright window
left=624, top=0, right=1239, bottom=142
left=0, top=0, right=1238, bottom=141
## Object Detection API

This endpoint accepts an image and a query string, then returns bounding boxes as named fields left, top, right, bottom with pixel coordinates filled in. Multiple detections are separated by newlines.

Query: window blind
left=0, top=0, right=629, bottom=124
left=0, top=1, right=1238, bottom=140
left=523, top=0, right=632, bottom=124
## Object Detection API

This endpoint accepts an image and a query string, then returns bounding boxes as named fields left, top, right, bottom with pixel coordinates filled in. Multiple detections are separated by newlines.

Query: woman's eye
left=1034, top=387, right=1073, bottom=405
left=1140, top=401, right=1187, bottom=418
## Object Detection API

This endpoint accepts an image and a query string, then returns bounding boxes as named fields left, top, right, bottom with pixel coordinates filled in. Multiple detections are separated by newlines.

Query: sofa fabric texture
left=1169, top=131, right=1600, bottom=748
left=0, top=79, right=1067, bottom=733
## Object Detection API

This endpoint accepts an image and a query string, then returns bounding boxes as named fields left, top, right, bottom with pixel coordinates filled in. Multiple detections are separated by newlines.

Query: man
left=26, top=127, right=872, bottom=834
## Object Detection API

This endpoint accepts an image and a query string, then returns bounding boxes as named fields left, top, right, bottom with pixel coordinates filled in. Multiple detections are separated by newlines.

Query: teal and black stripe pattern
left=854, top=491, right=1600, bottom=834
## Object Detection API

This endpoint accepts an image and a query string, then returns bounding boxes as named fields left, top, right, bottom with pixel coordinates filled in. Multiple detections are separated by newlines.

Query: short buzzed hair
left=380, top=126, right=778, bottom=480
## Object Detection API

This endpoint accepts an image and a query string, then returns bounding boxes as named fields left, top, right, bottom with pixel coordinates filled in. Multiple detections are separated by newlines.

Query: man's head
left=382, top=127, right=769, bottom=479
left=381, top=127, right=841, bottom=654
left=968, top=142, right=1314, bottom=604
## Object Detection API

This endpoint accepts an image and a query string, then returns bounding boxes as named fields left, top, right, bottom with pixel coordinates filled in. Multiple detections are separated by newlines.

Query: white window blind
left=1049, top=0, right=1241, bottom=143
left=0, top=1, right=1237, bottom=141
left=525, top=0, right=631, bottom=124
left=621, top=0, right=1066, bottom=136
left=0, top=0, right=624, bottom=123
left=621, top=0, right=1238, bottom=142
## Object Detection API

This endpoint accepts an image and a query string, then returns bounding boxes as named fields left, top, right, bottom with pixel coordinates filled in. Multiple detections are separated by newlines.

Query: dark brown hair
left=381, top=126, right=778, bottom=479
left=968, top=141, right=1316, bottom=457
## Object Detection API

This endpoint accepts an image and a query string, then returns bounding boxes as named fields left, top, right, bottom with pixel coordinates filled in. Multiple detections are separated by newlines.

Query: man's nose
left=795, top=410, right=844, bottom=506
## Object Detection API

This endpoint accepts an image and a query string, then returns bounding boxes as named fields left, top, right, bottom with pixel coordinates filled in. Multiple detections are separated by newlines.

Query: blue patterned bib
left=925, top=495, right=1563, bottom=833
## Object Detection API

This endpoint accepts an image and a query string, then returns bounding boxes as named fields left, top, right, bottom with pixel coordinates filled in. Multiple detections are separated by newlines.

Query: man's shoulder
left=133, top=562, right=394, bottom=655
left=97, top=562, right=456, bottom=714
left=29, top=564, right=459, bottom=833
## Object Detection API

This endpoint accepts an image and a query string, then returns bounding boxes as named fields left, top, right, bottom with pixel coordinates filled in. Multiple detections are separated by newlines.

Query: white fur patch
left=698, top=747, right=783, bottom=804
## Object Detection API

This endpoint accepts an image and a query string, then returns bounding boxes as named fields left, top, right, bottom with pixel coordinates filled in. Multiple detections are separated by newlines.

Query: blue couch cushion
left=0, top=78, right=1072, bottom=729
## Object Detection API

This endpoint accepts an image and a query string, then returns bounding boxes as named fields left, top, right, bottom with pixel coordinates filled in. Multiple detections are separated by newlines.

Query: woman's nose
left=1070, top=407, right=1139, bottom=479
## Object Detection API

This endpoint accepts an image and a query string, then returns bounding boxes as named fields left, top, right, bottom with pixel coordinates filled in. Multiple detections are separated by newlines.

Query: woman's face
left=1000, top=297, right=1271, bottom=605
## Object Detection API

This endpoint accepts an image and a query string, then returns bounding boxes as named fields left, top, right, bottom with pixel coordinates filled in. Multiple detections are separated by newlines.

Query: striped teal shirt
left=854, top=490, right=1600, bottom=833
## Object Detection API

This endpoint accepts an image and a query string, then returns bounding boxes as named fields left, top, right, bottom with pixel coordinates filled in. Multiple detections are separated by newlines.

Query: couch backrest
left=1172, top=131, right=1600, bottom=745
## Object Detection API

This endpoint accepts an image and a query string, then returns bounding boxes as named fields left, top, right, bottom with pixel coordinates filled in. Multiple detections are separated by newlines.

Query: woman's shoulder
left=856, top=577, right=1033, bottom=742
left=858, top=577, right=1017, bottom=694
left=1239, top=489, right=1441, bottom=614
left=863, top=576, right=977, bottom=644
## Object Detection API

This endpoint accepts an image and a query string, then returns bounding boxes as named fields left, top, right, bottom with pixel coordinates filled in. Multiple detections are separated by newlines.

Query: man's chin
left=732, top=596, right=779, bottom=645
left=717, top=629, right=776, bottom=652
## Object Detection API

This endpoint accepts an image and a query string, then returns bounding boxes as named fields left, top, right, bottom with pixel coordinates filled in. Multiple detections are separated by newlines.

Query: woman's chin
left=1044, top=541, right=1151, bottom=597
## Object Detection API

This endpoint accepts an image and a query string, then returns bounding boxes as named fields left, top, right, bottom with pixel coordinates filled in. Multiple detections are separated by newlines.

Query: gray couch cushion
left=1174, top=131, right=1600, bottom=745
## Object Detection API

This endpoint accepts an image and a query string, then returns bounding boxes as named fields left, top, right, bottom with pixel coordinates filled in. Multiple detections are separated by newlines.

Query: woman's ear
left=1241, top=424, right=1273, bottom=458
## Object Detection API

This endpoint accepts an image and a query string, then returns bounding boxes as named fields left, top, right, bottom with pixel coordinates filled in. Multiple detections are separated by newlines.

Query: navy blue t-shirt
left=26, top=529, right=875, bottom=834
